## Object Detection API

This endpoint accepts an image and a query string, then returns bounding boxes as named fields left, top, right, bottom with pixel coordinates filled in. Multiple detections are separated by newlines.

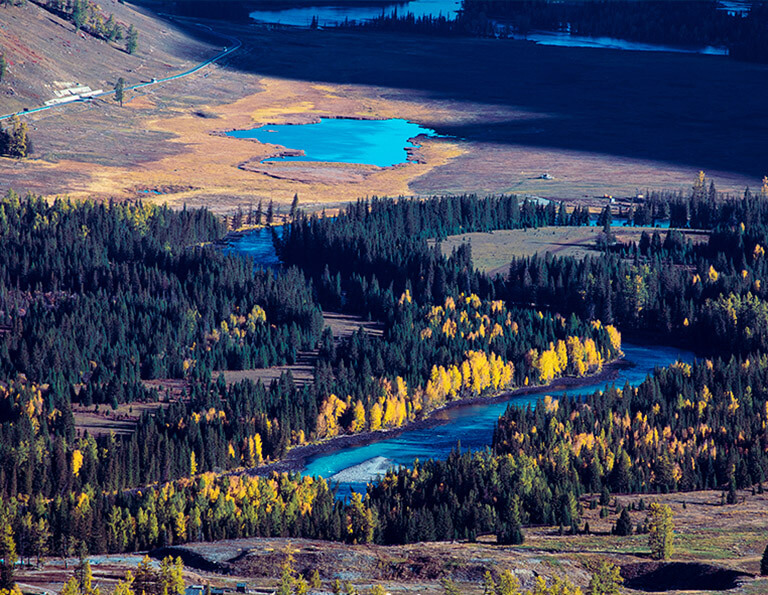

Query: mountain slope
left=0, top=0, right=218, bottom=114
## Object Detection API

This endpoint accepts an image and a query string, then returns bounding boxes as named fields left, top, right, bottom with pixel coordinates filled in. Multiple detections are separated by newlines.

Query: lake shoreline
left=252, top=356, right=634, bottom=476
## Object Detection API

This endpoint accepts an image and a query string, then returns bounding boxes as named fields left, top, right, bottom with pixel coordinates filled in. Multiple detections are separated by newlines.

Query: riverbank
left=254, top=356, right=634, bottom=476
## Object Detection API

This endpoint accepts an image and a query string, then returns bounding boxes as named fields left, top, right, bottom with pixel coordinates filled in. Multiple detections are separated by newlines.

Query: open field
left=323, top=311, right=384, bottom=339
left=212, top=350, right=318, bottom=387
left=72, top=400, right=169, bottom=436
left=213, top=312, right=382, bottom=386
left=13, top=489, right=768, bottom=595
left=435, top=226, right=710, bottom=275
left=1, top=5, right=765, bottom=211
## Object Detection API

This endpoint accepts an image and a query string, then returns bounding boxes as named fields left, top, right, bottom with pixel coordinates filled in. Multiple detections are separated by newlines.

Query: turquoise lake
left=227, top=118, right=440, bottom=167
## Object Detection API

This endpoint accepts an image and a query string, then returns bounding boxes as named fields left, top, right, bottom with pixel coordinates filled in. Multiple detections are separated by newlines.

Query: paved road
left=0, top=19, right=241, bottom=121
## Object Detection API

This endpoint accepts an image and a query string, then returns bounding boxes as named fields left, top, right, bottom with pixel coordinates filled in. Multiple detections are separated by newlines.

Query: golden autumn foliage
left=72, top=449, right=84, bottom=477
left=204, top=305, right=267, bottom=349
left=310, top=295, right=618, bottom=442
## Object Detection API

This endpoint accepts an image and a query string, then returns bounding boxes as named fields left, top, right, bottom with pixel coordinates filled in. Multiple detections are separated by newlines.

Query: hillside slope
left=0, top=0, right=218, bottom=114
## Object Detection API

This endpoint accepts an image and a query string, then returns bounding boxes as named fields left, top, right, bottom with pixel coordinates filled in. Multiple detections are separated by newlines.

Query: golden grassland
left=3, top=73, right=466, bottom=212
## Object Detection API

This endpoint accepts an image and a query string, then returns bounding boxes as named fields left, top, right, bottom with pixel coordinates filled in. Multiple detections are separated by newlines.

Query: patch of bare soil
left=239, top=162, right=373, bottom=185
left=154, top=537, right=578, bottom=592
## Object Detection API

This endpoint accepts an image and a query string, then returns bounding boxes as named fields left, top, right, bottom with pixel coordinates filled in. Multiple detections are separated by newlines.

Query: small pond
left=227, top=118, right=441, bottom=167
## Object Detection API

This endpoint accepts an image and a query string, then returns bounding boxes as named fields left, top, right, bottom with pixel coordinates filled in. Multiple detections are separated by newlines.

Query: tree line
left=30, top=0, right=138, bottom=53
left=340, top=0, right=768, bottom=64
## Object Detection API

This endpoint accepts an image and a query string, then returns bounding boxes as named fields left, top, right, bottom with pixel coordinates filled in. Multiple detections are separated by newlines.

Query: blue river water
left=250, top=0, right=460, bottom=27
left=305, top=342, right=695, bottom=498
left=221, top=225, right=283, bottom=268
left=222, top=226, right=694, bottom=498
left=227, top=118, right=440, bottom=167
left=506, top=30, right=728, bottom=56
left=250, top=1, right=730, bottom=55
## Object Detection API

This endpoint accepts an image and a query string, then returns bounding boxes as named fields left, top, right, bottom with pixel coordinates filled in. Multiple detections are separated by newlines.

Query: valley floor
left=14, top=489, right=768, bottom=595
left=1, top=4, right=765, bottom=211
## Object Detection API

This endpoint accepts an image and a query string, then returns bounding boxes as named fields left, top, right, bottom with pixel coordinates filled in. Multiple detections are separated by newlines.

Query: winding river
left=306, top=342, right=694, bottom=497
left=250, top=1, right=729, bottom=55
left=224, top=227, right=695, bottom=497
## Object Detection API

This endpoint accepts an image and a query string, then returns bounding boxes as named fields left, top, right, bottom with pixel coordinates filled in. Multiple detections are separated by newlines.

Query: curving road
left=0, top=20, right=241, bottom=121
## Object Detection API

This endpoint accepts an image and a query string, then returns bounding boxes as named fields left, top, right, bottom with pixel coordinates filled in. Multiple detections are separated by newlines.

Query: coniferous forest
left=1, top=175, right=768, bottom=557
left=342, top=1, right=768, bottom=64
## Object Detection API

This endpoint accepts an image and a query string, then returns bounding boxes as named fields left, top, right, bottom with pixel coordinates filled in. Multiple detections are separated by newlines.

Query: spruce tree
left=126, top=25, right=138, bottom=54
left=72, top=0, right=85, bottom=31
left=761, top=544, right=768, bottom=576
left=114, top=77, right=124, bottom=107
left=613, top=508, right=633, bottom=536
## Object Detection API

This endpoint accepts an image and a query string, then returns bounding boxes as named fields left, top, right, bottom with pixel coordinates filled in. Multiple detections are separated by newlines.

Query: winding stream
left=305, top=342, right=694, bottom=497
left=249, top=1, right=729, bottom=55
left=223, top=227, right=695, bottom=497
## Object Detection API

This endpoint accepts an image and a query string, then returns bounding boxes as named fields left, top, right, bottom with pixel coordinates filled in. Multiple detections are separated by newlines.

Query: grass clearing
left=72, top=400, right=168, bottom=436
left=212, top=312, right=382, bottom=387
left=434, top=226, right=709, bottom=275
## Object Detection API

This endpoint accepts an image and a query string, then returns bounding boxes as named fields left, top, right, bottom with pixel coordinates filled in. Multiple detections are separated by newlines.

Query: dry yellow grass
left=25, top=76, right=465, bottom=211
left=3, top=12, right=762, bottom=213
